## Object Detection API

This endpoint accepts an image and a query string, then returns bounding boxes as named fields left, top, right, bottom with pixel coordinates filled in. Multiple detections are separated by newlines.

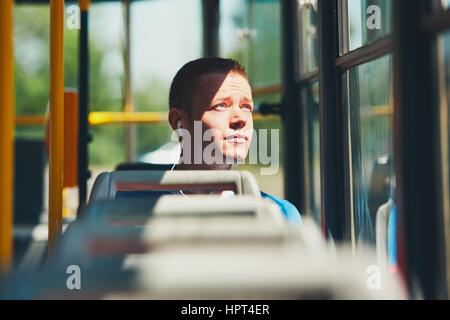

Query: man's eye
left=213, top=103, right=227, bottom=110
left=242, top=104, right=253, bottom=112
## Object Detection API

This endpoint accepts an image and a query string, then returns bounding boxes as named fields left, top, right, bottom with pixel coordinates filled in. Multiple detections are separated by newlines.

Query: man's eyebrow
left=212, top=96, right=254, bottom=103
left=242, top=96, right=254, bottom=103
left=211, top=96, right=230, bottom=102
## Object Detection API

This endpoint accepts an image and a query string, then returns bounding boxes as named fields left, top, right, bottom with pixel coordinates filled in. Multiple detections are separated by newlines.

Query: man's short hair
left=169, top=57, right=248, bottom=115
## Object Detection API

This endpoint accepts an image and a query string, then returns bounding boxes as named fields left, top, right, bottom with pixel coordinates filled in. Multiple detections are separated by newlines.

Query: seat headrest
left=89, top=170, right=261, bottom=202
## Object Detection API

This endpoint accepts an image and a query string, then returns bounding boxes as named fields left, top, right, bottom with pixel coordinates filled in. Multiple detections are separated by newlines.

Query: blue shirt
left=387, top=204, right=397, bottom=268
left=261, top=191, right=302, bottom=225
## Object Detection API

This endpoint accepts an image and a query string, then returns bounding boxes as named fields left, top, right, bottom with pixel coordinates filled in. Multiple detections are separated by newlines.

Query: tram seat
left=111, top=247, right=405, bottom=300
left=54, top=196, right=290, bottom=266
left=83, top=196, right=283, bottom=225
left=14, top=139, right=46, bottom=225
left=375, top=200, right=393, bottom=269
left=115, top=162, right=173, bottom=171
left=5, top=242, right=405, bottom=300
left=89, top=170, right=261, bottom=202
left=13, top=139, right=47, bottom=270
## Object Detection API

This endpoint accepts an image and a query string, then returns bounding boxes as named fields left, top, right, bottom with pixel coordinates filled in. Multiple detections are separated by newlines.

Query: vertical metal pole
left=0, top=0, right=15, bottom=272
left=78, top=0, right=90, bottom=211
left=49, top=0, right=65, bottom=253
left=437, top=31, right=450, bottom=298
left=393, top=0, right=444, bottom=299
left=281, top=0, right=304, bottom=212
left=202, top=0, right=220, bottom=57
left=124, top=0, right=136, bottom=162
left=318, top=0, right=347, bottom=242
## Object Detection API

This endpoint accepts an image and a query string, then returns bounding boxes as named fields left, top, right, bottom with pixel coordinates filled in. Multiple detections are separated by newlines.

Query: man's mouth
left=225, top=133, right=248, bottom=144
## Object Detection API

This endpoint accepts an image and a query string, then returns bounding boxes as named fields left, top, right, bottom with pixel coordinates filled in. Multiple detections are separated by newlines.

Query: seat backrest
left=115, top=162, right=173, bottom=171
left=89, top=170, right=261, bottom=202
left=81, top=196, right=283, bottom=227
left=14, top=139, right=46, bottom=225
left=43, top=239, right=405, bottom=300
left=375, top=200, right=393, bottom=269
left=54, top=196, right=286, bottom=265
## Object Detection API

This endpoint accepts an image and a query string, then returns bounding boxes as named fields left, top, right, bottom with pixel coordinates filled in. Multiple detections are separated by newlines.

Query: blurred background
left=2, top=0, right=450, bottom=299
left=14, top=0, right=285, bottom=199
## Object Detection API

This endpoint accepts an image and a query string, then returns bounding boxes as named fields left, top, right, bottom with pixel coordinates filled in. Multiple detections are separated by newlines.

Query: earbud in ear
left=176, top=120, right=184, bottom=142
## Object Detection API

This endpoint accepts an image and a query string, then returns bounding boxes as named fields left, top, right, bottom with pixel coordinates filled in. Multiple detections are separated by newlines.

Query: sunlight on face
left=190, top=72, right=254, bottom=163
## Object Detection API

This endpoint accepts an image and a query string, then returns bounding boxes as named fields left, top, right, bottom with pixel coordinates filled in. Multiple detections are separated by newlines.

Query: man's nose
left=229, top=106, right=247, bottom=130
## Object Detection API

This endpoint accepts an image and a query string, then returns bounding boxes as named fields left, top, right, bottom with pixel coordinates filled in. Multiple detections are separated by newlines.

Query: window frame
left=422, top=2, right=450, bottom=299
left=278, top=0, right=449, bottom=299
left=318, top=0, right=394, bottom=244
left=316, top=0, right=449, bottom=299
left=296, top=0, right=321, bottom=223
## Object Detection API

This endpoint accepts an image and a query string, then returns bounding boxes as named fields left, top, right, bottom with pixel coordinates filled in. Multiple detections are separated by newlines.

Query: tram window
left=88, top=1, right=202, bottom=168
left=244, top=97, right=284, bottom=198
left=90, top=3, right=125, bottom=111
left=301, top=82, right=321, bottom=223
left=131, top=0, right=202, bottom=111
left=339, top=0, right=392, bottom=54
left=344, top=55, right=393, bottom=245
left=219, top=0, right=281, bottom=88
left=297, top=0, right=319, bottom=77
left=88, top=122, right=173, bottom=169
left=86, top=4, right=128, bottom=168
left=14, top=4, right=79, bottom=140
left=131, top=0, right=202, bottom=163
left=14, top=4, right=50, bottom=121
left=236, top=113, right=285, bottom=199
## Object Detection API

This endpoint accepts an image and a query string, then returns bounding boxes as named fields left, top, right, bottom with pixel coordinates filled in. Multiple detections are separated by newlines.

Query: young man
left=168, top=57, right=301, bottom=225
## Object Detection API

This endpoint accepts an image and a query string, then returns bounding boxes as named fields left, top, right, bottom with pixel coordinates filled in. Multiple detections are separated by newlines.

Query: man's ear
left=168, top=108, right=185, bottom=131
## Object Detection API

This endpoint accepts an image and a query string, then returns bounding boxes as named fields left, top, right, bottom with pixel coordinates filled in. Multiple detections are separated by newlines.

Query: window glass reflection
left=302, top=82, right=321, bottom=224
left=345, top=55, right=394, bottom=246
left=219, top=0, right=281, bottom=89
left=297, top=0, right=319, bottom=76
left=342, top=0, right=392, bottom=53
left=131, top=0, right=202, bottom=159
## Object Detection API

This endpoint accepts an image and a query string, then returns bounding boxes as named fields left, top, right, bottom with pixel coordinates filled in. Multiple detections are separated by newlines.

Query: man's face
left=188, top=71, right=254, bottom=163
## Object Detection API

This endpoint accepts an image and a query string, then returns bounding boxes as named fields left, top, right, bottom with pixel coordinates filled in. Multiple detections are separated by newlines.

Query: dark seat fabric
left=115, top=162, right=173, bottom=171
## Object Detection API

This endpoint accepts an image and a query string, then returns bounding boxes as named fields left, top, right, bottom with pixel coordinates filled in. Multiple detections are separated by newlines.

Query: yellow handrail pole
left=48, top=0, right=65, bottom=253
left=0, top=0, right=15, bottom=273
left=14, top=111, right=280, bottom=127
left=88, top=111, right=168, bottom=125
left=15, top=115, right=47, bottom=126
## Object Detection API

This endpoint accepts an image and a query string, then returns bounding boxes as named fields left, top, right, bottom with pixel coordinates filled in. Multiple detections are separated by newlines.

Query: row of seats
left=1, top=170, right=405, bottom=299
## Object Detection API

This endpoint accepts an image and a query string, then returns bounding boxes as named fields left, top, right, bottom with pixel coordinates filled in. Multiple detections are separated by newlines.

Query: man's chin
left=222, top=153, right=247, bottom=165
left=221, top=145, right=248, bottom=163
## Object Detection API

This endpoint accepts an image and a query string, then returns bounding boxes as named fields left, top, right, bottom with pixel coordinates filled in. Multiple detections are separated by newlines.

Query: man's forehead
left=197, top=72, right=252, bottom=99
left=199, top=71, right=249, bottom=83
